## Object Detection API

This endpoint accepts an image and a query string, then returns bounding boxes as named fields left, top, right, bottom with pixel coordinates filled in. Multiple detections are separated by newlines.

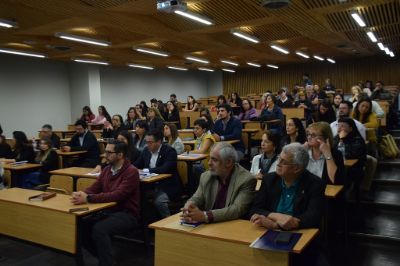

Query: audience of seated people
left=102, top=114, right=125, bottom=139
left=80, top=105, right=95, bottom=124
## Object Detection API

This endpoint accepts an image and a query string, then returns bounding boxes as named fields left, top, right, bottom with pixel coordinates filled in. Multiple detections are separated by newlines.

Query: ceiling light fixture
left=220, top=59, right=239, bottom=66
left=295, top=51, right=310, bottom=59
left=230, top=29, right=260, bottom=44
left=174, top=10, right=214, bottom=25
left=313, top=55, right=324, bottom=61
left=55, top=32, right=111, bottom=47
left=73, top=58, right=109, bottom=65
left=327, top=58, right=335, bottom=63
left=0, top=47, right=45, bottom=58
left=384, top=48, right=390, bottom=55
left=0, top=19, right=18, bottom=28
left=127, top=63, right=154, bottom=70
left=389, top=52, right=394, bottom=57
left=167, top=66, right=188, bottom=71
left=134, top=47, right=169, bottom=57
left=270, top=45, right=289, bottom=54
left=267, top=64, right=279, bottom=69
left=377, top=42, right=384, bottom=50
left=198, top=67, right=215, bottom=72
left=247, top=62, right=261, bottom=67
left=185, top=56, right=209, bottom=64
left=222, top=68, right=235, bottom=73
left=350, top=12, right=366, bottom=27
left=366, top=31, right=377, bottom=42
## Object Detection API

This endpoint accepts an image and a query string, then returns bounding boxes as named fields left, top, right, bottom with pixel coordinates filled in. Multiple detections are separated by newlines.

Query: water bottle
left=337, top=140, right=346, bottom=159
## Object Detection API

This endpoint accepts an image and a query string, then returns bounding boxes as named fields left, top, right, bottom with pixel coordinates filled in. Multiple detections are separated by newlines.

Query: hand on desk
left=268, top=213, right=300, bottom=230
left=62, top=146, right=71, bottom=152
left=212, top=133, right=221, bottom=142
left=250, top=214, right=278, bottom=229
left=180, top=202, right=206, bottom=223
left=91, top=165, right=102, bottom=174
left=71, top=191, right=88, bottom=205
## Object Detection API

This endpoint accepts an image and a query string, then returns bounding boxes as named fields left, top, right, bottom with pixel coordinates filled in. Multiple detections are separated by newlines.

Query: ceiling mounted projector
left=261, top=0, right=290, bottom=9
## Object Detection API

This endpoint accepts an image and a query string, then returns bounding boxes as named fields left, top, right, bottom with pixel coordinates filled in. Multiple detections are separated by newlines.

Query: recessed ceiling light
left=267, top=64, right=279, bottom=69
left=327, top=58, right=335, bottom=63
left=389, top=52, right=394, bottom=57
left=134, top=47, right=169, bottom=57
left=384, top=48, right=390, bottom=55
left=174, top=10, right=214, bottom=25
left=185, top=56, right=209, bottom=64
left=55, top=32, right=111, bottom=47
left=127, top=63, right=154, bottom=70
left=198, top=67, right=214, bottom=72
left=230, top=29, right=260, bottom=44
left=0, top=19, right=18, bottom=28
left=313, top=55, right=324, bottom=61
left=366, top=31, right=377, bottom=42
left=246, top=62, right=261, bottom=67
left=222, top=68, right=235, bottom=73
left=167, top=66, right=188, bottom=71
left=270, top=45, right=289, bottom=54
left=295, top=52, right=310, bottom=59
left=73, top=58, right=109, bottom=65
left=220, top=59, right=239, bottom=66
left=350, top=12, right=366, bottom=27
left=0, top=47, right=45, bottom=58
left=377, top=42, right=385, bottom=50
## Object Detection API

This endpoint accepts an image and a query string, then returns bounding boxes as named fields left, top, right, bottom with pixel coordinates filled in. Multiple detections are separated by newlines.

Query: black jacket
left=10, top=145, right=35, bottom=163
left=50, top=133, right=61, bottom=149
left=102, top=125, right=125, bottom=139
left=133, top=143, right=182, bottom=199
left=165, top=111, right=181, bottom=129
left=69, top=130, right=100, bottom=167
left=250, top=170, right=326, bottom=229
left=322, top=149, right=345, bottom=185
left=37, top=150, right=59, bottom=183
left=0, top=143, right=12, bottom=158
left=147, top=117, right=164, bottom=132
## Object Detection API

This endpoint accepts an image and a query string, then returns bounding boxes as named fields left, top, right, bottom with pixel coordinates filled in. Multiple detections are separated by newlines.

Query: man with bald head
left=181, top=142, right=256, bottom=224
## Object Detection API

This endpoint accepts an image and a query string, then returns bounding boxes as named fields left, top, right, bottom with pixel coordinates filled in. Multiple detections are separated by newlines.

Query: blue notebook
left=179, top=220, right=203, bottom=228
left=250, top=230, right=302, bottom=252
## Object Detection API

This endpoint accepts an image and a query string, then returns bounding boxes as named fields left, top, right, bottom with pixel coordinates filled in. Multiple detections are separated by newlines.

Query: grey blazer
left=188, top=164, right=256, bottom=222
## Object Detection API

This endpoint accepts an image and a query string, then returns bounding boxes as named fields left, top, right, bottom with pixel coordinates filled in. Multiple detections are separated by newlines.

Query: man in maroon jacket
left=71, top=139, right=140, bottom=266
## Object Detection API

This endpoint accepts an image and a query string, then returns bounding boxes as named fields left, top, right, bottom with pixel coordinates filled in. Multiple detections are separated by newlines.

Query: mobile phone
left=69, top=207, right=89, bottom=213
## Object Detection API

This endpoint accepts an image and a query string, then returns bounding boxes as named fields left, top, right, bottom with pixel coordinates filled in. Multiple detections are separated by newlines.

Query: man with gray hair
left=250, top=143, right=325, bottom=230
left=181, top=142, right=256, bottom=224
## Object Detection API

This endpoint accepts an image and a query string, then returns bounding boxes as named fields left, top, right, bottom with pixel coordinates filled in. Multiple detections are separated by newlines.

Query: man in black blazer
left=250, top=142, right=325, bottom=230
left=63, top=120, right=100, bottom=168
left=133, top=129, right=182, bottom=218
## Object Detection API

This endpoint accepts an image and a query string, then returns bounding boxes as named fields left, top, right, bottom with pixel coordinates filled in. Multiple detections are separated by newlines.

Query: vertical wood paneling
left=223, top=56, right=400, bottom=95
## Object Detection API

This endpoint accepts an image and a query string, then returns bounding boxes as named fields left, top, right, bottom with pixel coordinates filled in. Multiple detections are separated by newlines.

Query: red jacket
left=85, top=159, right=140, bottom=218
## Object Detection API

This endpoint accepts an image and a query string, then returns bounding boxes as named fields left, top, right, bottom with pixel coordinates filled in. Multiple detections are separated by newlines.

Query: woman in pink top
left=91, top=105, right=111, bottom=125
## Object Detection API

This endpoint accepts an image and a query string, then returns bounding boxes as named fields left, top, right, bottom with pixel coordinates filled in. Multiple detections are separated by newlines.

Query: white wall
left=207, top=70, right=223, bottom=97
left=0, top=54, right=71, bottom=138
left=68, top=63, right=91, bottom=122
left=100, top=67, right=213, bottom=116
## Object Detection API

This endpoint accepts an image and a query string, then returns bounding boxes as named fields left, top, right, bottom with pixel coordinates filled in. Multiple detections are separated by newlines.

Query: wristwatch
left=325, top=156, right=332, bottom=160
left=203, top=211, right=209, bottom=223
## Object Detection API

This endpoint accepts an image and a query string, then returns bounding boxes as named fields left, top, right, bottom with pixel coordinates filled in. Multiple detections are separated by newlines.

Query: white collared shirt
left=150, top=145, right=162, bottom=169
left=79, top=130, right=88, bottom=146
left=306, top=149, right=325, bottom=178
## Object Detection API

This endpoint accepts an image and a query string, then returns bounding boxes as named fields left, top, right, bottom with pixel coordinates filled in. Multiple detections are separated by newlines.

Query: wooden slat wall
left=223, top=56, right=400, bottom=95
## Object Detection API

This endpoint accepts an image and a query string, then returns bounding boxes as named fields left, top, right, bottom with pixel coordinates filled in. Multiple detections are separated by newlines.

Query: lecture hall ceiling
left=0, top=0, right=398, bottom=69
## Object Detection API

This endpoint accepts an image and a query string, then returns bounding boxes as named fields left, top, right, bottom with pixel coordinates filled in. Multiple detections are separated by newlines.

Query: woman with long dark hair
left=6, top=131, right=35, bottom=163
left=165, top=101, right=181, bottom=129
left=163, top=123, right=184, bottom=155
left=80, top=106, right=95, bottom=123
left=91, top=105, right=111, bottom=124
left=280, top=118, right=307, bottom=148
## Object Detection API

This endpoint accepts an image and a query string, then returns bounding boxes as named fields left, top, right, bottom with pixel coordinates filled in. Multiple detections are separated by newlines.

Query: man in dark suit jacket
left=250, top=142, right=325, bottom=230
left=133, top=129, right=182, bottom=218
left=212, top=104, right=245, bottom=160
left=63, top=120, right=100, bottom=168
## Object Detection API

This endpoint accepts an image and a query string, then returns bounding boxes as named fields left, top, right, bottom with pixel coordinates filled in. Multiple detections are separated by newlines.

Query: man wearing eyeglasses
left=71, top=139, right=140, bottom=266
left=249, top=142, right=325, bottom=231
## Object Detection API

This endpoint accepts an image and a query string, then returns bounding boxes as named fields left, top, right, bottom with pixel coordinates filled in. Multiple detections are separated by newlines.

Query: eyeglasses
left=306, top=133, right=323, bottom=139
left=277, top=157, right=297, bottom=166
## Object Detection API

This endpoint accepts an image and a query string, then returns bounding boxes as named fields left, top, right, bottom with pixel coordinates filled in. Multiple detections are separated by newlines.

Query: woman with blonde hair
left=147, top=107, right=164, bottom=131
left=349, top=85, right=362, bottom=103
left=305, top=122, right=345, bottom=184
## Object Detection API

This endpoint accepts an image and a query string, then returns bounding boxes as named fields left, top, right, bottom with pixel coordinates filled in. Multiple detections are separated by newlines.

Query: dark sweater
left=69, top=130, right=100, bottom=167
left=0, top=143, right=12, bottom=158
left=37, top=150, right=59, bottom=183
left=85, top=160, right=140, bottom=218
left=10, top=145, right=35, bottom=163
left=250, top=170, right=325, bottom=229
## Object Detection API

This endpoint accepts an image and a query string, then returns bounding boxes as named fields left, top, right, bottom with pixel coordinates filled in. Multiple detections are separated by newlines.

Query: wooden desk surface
left=344, top=159, right=358, bottom=167
left=56, top=150, right=87, bottom=156
left=60, top=138, right=107, bottom=143
left=0, top=188, right=116, bottom=216
left=183, top=140, right=239, bottom=145
left=178, top=153, right=208, bottom=162
left=49, top=167, right=171, bottom=184
left=256, top=180, right=344, bottom=198
left=150, top=214, right=319, bottom=254
left=242, top=128, right=260, bottom=133
left=3, top=163, right=42, bottom=171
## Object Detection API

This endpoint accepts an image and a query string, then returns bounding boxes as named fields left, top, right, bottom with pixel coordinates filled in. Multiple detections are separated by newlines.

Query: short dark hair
left=217, top=103, right=232, bottom=114
left=146, top=129, right=163, bottom=142
left=74, top=119, right=88, bottom=129
left=194, top=118, right=209, bottom=130
left=42, top=124, right=52, bottom=130
left=170, top=93, right=176, bottom=98
left=150, top=98, right=158, bottom=104
left=135, top=120, right=149, bottom=131
left=108, top=139, right=128, bottom=157
left=340, top=101, right=353, bottom=110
